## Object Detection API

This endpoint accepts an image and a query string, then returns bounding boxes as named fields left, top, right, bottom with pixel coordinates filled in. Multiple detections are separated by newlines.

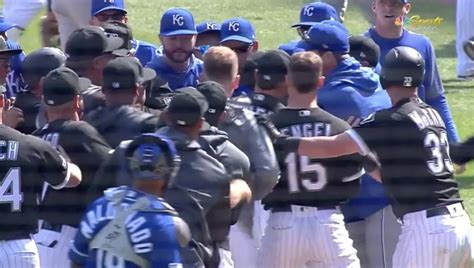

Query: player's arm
left=69, top=205, right=94, bottom=268
left=152, top=223, right=188, bottom=268
left=297, top=132, right=361, bottom=158
left=33, top=136, right=82, bottom=189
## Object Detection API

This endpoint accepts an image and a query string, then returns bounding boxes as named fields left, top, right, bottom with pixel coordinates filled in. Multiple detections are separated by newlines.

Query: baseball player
left=278, top=2, right=339, bottom=56
left=456, top=0, right=474, bottom=79
left=258, top=51, right=362, bottom=268
left=31, top=66, right=111, bottom=268
left=84, top=57, right=158, bottom=148
left=0, top=45, right=82, bottom=268
left=69, top=133, right=191, bottom=268
left=89, top=0, right=159, bottom=66
left=202, top=46, right=280, bottom=268
left=146, top=8, right=203, bottom=90
left=271, top=46, right=473, bottom=268
left=195, top=21, right=221, bottom=60
left=366, top=0, right=459, bottom=143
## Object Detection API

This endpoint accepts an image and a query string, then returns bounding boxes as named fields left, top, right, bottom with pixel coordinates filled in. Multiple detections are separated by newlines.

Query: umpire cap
left=380, top=46, right=425, bottom=89
left=22, top=47, right=67, bottom=88
left=125, top=133, right=180, bottom=186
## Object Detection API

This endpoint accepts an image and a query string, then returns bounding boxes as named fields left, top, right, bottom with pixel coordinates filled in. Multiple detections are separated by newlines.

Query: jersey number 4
left=285, top=153, right=328, bottom=193
left=0, top=168, right=23, bottom=212
left=425, top=131, right=454, bottom=174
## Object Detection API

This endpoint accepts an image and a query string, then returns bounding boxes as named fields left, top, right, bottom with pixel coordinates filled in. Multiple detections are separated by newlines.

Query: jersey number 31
left=285, top=153, right=328, bottom=193
left=0, top=168, right=22, bottom=212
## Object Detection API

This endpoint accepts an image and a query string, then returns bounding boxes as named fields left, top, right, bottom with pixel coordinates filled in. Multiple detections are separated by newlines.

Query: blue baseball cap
left=296, top=22, right=349, bottom=53
left=91, top=0, right=127, bottom=16
left=160, top=8, right=197, bottom=36
left=220, top=18, right=256, bottom=44
left=0, top=15, right=16, bottom=33
left=292, top=2, right=339, bottom=28
left=197, top=21, right=221, bottom=35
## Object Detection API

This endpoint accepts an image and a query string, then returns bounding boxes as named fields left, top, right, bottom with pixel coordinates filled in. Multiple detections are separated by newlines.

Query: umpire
left=84, top=57, right=158, bottom=148
left=32, top=67, right=111, bottom=267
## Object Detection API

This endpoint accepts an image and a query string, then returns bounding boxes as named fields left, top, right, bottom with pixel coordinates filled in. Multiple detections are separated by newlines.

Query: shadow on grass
left=458, top=176, right=474, bottom=190
left=436, top=40, right=456, bottom=58
left=444, top=85, right=473, bottom=90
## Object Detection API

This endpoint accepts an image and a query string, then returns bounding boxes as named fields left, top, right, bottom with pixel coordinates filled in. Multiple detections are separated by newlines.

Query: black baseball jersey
left=33, top=119, right=111, bottom=227
left=250, top=93, right=285, bottom=115
left=263, top=108, right=363, bottom=208
left=0, top=125, right=68, bottom=239
left=348, top=98, right=461, bottom=218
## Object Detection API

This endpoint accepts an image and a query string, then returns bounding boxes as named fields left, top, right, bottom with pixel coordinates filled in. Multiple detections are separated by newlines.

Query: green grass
left=7, top=0, right=474, bottom=215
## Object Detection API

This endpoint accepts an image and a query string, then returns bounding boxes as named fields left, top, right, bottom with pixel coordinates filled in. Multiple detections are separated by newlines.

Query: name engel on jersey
left=280, top=122, right=331, bottom=138
left=80, top=202, right=154, bottom=254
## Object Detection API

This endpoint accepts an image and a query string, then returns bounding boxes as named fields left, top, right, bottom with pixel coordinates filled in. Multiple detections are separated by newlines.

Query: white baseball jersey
left=393, top=203, right=473, bottom=267
left=32, top=225, right=77, bottom=268
left=258, top=206, right=360, bottom=268
left=456, top=0, right=474, bottom=77
left=0, top=239, right=40, bottom=268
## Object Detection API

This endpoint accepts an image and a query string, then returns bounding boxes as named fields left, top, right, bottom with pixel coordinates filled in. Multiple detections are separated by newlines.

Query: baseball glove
left=463, top=38, right=474, bottom=61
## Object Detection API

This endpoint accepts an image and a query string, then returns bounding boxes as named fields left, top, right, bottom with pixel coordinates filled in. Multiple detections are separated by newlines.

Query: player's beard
left=163, top=48, right=194, bottom=64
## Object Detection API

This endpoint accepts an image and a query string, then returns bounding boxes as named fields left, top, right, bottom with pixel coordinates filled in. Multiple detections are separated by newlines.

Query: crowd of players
left=1, top=0, right=474, bottom=267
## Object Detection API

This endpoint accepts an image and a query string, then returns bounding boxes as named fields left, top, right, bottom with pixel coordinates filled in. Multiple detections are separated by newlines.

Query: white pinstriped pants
left=0, top=238, right=40, bottom=268
left=33, top=225, right=77, bottom=268
left=393, top=203, right=473, bottom=268
left=456, top=0, right=474, bottom=76
left=258, top=205, right=360, bottom=268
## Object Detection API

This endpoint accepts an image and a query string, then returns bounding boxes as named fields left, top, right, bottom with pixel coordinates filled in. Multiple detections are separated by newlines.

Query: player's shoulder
left=404, top=29, right=432, bottom=43
left=224, top=100, right=256, bottom=127
left=133, top=39, right=158, bottom=50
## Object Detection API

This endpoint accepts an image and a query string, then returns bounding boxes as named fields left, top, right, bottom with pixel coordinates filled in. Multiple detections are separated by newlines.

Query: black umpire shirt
left=263, top=107, right=363, bottom=209
left=34, top=119, right=111, bottom=227
left=0, top=125, right=69, bottom=239
left=346, top=98, right=461, bottom=218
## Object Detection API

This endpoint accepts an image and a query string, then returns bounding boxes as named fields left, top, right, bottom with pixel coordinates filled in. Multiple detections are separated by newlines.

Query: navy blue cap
left=91, top=0, right=127, bottom=16
left=220, top=18, right=256, bottom=44
left=0, top=15, right=16, bottom=33
left=292, top=2, right=339, bottom=28
left=160, top=8, right=197, bottom=36
left=197, top=21, right=221, bottom=35
left=296, top=22, right=349, bottom=53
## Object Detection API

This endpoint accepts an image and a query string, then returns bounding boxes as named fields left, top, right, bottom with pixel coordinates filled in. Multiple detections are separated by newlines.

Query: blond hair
left=203, top=46, right=238, bottom=85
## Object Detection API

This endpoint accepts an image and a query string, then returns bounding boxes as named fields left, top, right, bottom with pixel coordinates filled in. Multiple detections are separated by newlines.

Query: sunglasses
left=230, top=44, right=253, bottom=54
left=96, top=13, right=126, bottom=22
left=297, top=26, right=311, bottom=39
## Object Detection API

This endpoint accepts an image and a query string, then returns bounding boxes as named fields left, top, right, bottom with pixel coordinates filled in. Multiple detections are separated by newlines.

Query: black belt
left=426, top=203, right=464, bottom=218
left=40, top=222, right=63, bottom=233
left=270, top=205, right=337, bottom=213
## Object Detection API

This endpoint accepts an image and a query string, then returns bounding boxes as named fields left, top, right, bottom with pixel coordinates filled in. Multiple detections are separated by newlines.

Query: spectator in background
left=2, top=0, right=46, bottom=42
left=89, top=0, right=159, bottom=66
left=51, top=0, right=92, bottom=50
left=194, top=21, right=221, bottom=60
left=456, top=0, right=474, bottom=79
left=146, top=8, right=203, bottom=90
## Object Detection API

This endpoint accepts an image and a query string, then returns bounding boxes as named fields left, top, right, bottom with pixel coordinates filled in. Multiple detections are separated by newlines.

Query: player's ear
left=404, top=3, right=411, bottom=15
left=252, top=41, right=259, bottom=52
left=123, top=16, right=129, bottom=24
left=231, top=74, right=241, bottom=93
left=372, top=0, right=376, bottom=13
left=0, top=93, right=5, bottom=109
left=317, top=76, right=325, bottom=89
left=73, top=95, right=81, bottom=110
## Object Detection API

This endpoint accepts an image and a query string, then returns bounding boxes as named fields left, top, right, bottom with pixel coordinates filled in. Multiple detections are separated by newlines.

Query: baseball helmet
left=463, top=38, right=474, bottom=61
left=380, top=46, right=425, bottom=89
left=125, top=133, right=180, bottom=186
left=22, top=47, right=67, bottom=87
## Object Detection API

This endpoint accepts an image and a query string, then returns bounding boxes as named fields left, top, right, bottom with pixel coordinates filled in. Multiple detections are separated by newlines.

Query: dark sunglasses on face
left=230, top=44, right=253, bottom=54
left=96, top=13, right=126, bottom=22
left=297, top=26, right=311, bottom=39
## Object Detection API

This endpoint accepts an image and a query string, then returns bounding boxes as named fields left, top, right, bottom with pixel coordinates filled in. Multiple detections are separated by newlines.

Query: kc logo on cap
left=228, top=21, right=240, bottom=32
left=303, top=6, right=314, bottom=17
left=172, top=14, right=184, bottom=26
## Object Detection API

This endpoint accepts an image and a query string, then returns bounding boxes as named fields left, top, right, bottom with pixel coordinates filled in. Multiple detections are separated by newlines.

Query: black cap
left=0, top=36, right=21, bottom=58
left=22, top=47, right=67, bottom=87
left=167, top=87, right=209, bottom=127
left=196, top=81, right=227, bottom=126
left=103, top=57, right=156, bottom=90
left=349, top=36, right=380, bottom=68
left=256, top=50, right=290, bottom=90
left=65, top=26, right=128, bottom=61
left=102, top=21, right=133, bottom=50
left=42, top=67, right=91, bottom=106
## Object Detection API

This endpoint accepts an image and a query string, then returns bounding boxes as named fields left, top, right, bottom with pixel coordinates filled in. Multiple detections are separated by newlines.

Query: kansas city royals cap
left=0, top=36, right=22, bottom=58
left=349, top=36, right=380, bottom=68
left=43, top=67, right=91, bottom=106
left=296, top=22, right=349, bottom=53
left=66, top=26, right=128, bottom=61
left=0, top=15, right=16, bottom=33
left=197, top=21, right=221, bottom=35
left=160, top=8, right=197, bottom=36
left=196, top=81, right=227, bottom=125
left=220, top=18, right=256, bottom=44
left=91, top=0, right=127, bottom=16
left=292, top=2, right=339, bottom=28
left=167, top=87, right=209, bottom=126
left=103, top=57, right=156, bottom=90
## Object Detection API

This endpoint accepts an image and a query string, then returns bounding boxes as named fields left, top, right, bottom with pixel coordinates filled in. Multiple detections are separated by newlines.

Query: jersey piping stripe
left=345, top=129, right=370, bottom=156
left=341, top=168, right=365, bottom=183
left=50, top=160, right=71, bottom=190
left=70, top=242, right=88, bottom=257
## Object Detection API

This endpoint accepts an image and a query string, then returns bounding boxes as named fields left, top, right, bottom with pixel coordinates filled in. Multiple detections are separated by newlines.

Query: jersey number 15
left=285, top=153, right=328, bottom=193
